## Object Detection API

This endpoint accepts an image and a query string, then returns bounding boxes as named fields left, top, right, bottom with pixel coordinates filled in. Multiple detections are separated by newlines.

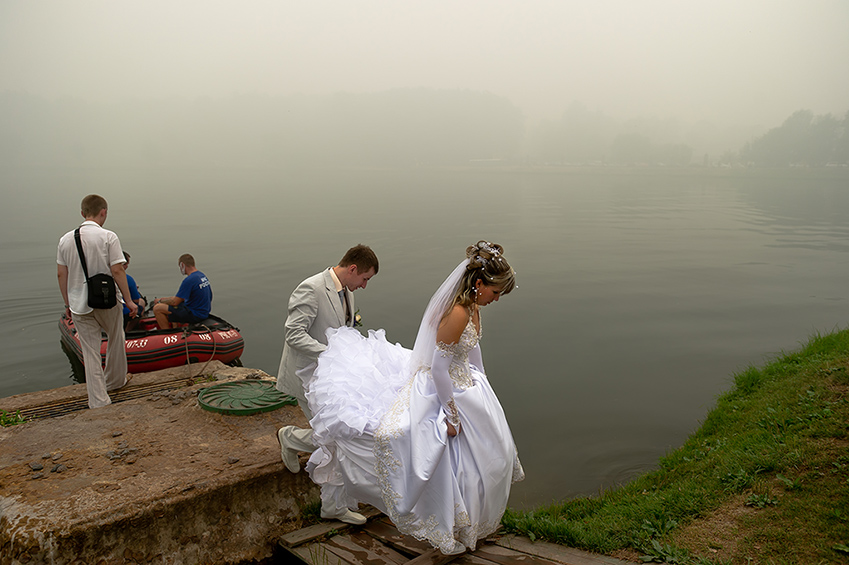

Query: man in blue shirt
left=152, top=253, right=213, bottom=329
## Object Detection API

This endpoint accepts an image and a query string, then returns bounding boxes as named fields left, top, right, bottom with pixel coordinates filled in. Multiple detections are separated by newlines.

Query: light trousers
left=72, top=304, right=128, bottom=409
left=279, top=425, right=315, bottom=453
left=281, top=425, right=346, bottom=515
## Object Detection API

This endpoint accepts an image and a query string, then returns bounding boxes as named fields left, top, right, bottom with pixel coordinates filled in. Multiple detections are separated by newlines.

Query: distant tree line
left=515, top=104, right=848, bottom=168
left=736, top=110, right=849, bottom=167
left=524, top=102, right=731, bottom=166
left=0, top=89, right=522, bottom=168
left=1, top=90, right=844, bottom=168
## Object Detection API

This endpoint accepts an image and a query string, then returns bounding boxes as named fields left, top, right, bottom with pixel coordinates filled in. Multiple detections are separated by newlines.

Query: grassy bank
left=503, top=329, right=849, bottom=564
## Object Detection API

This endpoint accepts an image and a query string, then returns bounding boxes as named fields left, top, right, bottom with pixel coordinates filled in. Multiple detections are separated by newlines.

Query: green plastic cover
left=198, top=380, right=297, bottom=415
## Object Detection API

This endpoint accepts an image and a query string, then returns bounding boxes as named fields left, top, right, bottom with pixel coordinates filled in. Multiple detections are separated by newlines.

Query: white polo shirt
left=57, top=220, right=126, bottom=315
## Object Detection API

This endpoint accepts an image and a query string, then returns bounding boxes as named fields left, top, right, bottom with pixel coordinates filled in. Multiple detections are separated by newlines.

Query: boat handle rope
left=182, top=325, right=217, bottom=380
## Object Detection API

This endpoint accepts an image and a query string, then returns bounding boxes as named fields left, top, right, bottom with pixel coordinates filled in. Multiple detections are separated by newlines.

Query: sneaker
left=320, top=509, right=367, bottom=525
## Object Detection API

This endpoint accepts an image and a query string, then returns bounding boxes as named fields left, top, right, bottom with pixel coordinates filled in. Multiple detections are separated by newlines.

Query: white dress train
left=304, top=319, right=524, bottom=555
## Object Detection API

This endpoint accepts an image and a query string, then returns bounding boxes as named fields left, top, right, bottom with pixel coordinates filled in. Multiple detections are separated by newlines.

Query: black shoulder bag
left=74, top=227, right=118, bottom=309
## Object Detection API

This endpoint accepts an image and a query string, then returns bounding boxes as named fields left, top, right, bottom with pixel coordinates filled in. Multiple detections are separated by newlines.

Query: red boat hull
left=59, top=313, right=244, bottom=374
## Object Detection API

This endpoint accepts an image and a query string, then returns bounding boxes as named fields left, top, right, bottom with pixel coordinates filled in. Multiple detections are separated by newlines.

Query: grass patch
left=299, top=498, right=322, bottom=525
left=0, top=409, right=26, bottom=427
left=502, top=329, right=849, bottom=563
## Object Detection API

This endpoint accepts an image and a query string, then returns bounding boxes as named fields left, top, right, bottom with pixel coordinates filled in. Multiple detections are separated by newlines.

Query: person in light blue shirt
left=152, top=253, right=213, bottom=329
left=121, top=251, right=146, bottom=330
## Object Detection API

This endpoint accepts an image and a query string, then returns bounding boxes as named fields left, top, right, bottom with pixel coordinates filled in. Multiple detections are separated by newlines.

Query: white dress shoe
left=276, top=428, right=300, bottom=473
left=320, top=509, right=367, bottom=525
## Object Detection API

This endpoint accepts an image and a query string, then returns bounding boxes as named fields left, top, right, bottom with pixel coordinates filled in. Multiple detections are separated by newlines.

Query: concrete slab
left=0, top=362, right=319, bottom=564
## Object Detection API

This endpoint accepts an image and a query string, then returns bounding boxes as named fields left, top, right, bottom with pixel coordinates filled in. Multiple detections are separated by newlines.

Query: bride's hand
left=446, top=421, right=460, bottom=437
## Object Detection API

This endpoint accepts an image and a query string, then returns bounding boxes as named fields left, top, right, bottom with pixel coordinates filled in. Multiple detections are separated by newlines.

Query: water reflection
left=60, top=340, right=86, bottom=384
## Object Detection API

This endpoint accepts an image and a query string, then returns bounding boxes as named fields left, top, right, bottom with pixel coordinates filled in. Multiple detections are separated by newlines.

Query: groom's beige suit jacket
left=276, top=268, right=354, bottom=418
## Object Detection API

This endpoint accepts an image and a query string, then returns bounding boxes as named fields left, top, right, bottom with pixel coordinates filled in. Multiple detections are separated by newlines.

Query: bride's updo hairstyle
left=452, top=241, right=516, bottom=309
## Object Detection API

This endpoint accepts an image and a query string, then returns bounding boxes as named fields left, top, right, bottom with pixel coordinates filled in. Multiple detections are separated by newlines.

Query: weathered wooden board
left=495, top=535, right=632, bottom=565
left=281, top=516, right=635, bottom=565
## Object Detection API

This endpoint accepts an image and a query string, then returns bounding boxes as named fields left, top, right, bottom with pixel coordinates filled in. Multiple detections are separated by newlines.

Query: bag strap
left=73, top=227, right=91, bottom=281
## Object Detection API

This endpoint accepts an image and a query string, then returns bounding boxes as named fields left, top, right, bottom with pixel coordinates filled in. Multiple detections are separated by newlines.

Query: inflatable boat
left=59, top=312, right=245, bottom=374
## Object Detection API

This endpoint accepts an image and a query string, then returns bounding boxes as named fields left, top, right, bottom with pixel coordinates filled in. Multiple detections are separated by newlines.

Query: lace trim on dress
left=445, top=398, right=460, bottom=427
left=512, top=447, right=526, bottom=483
left=434, top=316, right=480, bottom=390
left=375, top=376, right=415, bottom=513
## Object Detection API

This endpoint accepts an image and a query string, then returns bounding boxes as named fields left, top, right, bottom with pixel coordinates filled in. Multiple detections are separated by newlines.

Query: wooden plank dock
left=279, top=510, right=634, bottom=565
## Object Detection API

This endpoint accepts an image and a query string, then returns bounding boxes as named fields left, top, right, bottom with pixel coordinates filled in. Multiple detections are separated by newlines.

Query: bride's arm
left=432, top=305, right=469, bottom=436
left=431, top=346, right=460, bottom=435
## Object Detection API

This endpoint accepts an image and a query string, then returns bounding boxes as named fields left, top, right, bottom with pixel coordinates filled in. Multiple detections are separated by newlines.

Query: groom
left=275, top=244, right=378, bottom=524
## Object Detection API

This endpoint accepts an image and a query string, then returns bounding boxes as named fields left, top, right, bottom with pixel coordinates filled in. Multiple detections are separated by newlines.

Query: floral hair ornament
left=471, top=241, right=502, bottom=268
left=478, top=241, right=501, bottom=258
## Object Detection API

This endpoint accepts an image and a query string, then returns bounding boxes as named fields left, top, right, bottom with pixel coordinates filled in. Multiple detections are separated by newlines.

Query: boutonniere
left=354, top=309, right=362, bottom=327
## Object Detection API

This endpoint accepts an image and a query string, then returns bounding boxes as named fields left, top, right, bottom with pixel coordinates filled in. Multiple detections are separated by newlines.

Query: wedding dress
left=304, top=263, right=524, bottom=554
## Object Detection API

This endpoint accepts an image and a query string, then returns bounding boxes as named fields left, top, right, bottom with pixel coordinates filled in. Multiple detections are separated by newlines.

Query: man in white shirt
left=57, top=195, right=138, bottom=409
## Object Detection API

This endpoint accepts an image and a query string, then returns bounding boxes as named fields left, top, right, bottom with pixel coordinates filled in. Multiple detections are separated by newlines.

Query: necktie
left=339, top=290, right=350, bottom=323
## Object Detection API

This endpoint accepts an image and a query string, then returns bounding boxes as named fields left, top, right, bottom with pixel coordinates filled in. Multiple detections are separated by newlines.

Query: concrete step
left=0, top=362, right=318, bottom=564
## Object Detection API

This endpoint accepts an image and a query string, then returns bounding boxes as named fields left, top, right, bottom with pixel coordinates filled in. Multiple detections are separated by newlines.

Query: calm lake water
left=2, top=165, right=848, bottom=508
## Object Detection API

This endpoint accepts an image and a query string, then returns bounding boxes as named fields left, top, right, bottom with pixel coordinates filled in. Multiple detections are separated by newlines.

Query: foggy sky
left=1, top=0, right=847, bottom=128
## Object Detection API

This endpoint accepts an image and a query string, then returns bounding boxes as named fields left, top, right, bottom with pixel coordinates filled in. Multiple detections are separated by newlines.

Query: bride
left=303, top=241, right=524, bottom=555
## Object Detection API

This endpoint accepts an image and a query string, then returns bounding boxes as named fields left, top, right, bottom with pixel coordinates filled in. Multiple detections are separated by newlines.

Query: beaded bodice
left=434, top=315, right=480, bottom=390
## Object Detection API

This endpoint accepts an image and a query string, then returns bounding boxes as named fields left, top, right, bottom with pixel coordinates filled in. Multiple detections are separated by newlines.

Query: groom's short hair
left=339, top=244, right=379, bottom=274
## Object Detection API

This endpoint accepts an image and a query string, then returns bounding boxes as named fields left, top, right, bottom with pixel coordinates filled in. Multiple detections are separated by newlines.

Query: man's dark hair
left=339, top=244, right=379, bottom=274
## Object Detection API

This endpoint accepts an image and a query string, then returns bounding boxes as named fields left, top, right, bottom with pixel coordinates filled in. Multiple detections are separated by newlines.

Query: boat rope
left=182, top=324, right=217, bottom=380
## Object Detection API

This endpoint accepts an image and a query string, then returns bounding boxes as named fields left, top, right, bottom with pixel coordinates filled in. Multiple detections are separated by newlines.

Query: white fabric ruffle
left=306, top=328, right=410, bottom=444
